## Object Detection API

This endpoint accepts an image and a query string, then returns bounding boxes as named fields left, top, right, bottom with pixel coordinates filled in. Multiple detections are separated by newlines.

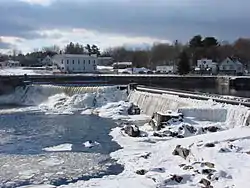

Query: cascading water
left=128, top=90, right=250, bottom=127
left=0, top=84, right=127, bottom=114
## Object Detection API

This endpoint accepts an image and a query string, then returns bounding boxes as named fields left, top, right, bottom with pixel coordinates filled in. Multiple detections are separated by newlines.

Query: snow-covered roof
left=53, top=54, right=98, bottom=59
left=113, top=62, right=132, bottom=66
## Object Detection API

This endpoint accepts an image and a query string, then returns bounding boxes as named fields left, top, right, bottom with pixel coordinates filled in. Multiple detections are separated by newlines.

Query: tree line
left=1, top=36, right=250, bottom=74
left=103, top=36, right=250, bottom=74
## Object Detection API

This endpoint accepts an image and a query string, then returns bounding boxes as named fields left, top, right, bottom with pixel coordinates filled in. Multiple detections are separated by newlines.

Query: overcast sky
left=0, top=0, right=249, bottom=53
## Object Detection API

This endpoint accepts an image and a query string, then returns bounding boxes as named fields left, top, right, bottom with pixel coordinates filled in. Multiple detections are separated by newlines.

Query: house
left=0, top=61, right=8, bottom=68
left=52, top=54, right=98, bottom=73
left=196, top=58, right=218, bottom=75
left=219, top=57, right=244, bottom=75
left=42, top=55, right=53, bottom=66
left=7, top=60, right=20, bottom=67
left=0, top=60, right=20, bottom=68
left=156, top=65, right=177, bottom=73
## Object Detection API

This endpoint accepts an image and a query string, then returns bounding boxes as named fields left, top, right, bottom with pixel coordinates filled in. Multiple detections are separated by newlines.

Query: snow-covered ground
left=0, top=67, right=52, bottom=75
left=1, top=85, right=249, bottom=188
left=97, top=65, right=151, bottom=74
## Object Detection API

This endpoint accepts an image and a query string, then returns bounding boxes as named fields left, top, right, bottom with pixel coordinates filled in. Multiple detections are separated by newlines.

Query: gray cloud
left=0, top=40, right=11, bottom=49
left=0, top=0, right=250, bottom=43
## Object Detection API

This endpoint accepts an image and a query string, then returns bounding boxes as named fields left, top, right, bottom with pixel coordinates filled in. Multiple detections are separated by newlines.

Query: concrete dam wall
left=128, top=90, right=250, bottom=127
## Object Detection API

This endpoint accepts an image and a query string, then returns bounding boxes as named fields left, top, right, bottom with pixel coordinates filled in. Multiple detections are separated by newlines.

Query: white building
left=52, top=54, right=98, bottom=73
left=0, top=60, right=20, bottom=68
left=197, top=58, right=218, bottom=74
left=156, top=65, right=177, bottom=73
left=219, top=57, right=244, bottom=75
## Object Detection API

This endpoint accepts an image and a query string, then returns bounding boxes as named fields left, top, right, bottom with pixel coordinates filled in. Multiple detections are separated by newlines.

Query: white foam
left=43, top=144, right=72, bottom=152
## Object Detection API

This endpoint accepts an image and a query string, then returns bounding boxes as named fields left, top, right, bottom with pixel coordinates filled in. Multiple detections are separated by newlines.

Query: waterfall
left=0, top=85, right=126, bottom=107
left=128, top=90, right=250, bottom=127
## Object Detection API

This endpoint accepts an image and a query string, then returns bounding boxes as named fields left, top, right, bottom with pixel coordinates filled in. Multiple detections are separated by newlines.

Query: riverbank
left=0, top=84, right=249, bottom=188
left=56, top=106, right=250, bottom=188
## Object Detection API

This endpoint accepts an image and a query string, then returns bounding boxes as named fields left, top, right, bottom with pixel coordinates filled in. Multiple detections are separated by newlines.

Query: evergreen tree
left=177, top=51, right=190, bottom=75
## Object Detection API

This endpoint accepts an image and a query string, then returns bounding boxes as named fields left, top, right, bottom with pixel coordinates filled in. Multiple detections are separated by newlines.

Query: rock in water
left=123, top=124, right=140, bottom=137
left=172, top=145, right=190, bottom=159
left=127, top=104, right=141, bottom=115
left=83, top=141, right=100, bottom=148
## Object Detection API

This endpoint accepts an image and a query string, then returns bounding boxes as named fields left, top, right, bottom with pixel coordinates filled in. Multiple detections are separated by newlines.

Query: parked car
left=147, top=70, right=154, bottom=74
left=122, top=71, right=130, bottom=74
left=138, top=71, right=146, bottom=74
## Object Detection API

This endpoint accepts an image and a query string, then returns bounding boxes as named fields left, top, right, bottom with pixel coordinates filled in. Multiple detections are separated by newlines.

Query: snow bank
left=128, top=90, right=250, bottom=127
left=58, top=120, right=250, bottom=188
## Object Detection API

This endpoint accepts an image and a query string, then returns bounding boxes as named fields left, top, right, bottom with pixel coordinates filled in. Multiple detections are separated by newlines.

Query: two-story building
left=52, top=54, right=98, bottom=73
left=219, top=57, right=244, bottom=75
left=196, top=58, right=218, bottom=75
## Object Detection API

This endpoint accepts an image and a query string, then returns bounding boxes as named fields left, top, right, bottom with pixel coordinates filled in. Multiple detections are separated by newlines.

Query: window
left=72, top=60, right=74, bottom=64
left=89, top=60, right=91, bottom=64
left=62, top=67, right=64, bottom=70
left=61, top=59, right=63, bottom=64
left=83, top=60, right=85, bottom=64
left=78, top=59, right=80, bottom=64
left=83, top=66, right=85, bottom=70
left=67, top=60, right=69, bottom=64
left=93, top=60, right=95, bottom=64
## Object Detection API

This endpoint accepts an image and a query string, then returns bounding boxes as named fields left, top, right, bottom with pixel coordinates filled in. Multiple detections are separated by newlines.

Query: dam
left=1, top=74, right=249, bottom=96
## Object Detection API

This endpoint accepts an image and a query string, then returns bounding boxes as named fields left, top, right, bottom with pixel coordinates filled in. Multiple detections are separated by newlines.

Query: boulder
left=183, top=165, right=194, bottom=170
left=204, top=143, right=215, bottom=147
left=204, top=126, right=220, bottom=133
left=199, top=178, right=212, bottom=187
left=172, top=145, right=190, bottom=160
left=123, top=124, right=140, bottom=137
left=170, top=174, right=183, bottom=183
left=150, top=111, right=183, bottom=131
left=136, top=169, right=147, bottom=175
left=153, top=131, right=179, bottom=138
left=203, top=162, right=215, bottom=168
left=202, top=169, right=216, bottom=175
left=127, top=104, right=141, bottom=115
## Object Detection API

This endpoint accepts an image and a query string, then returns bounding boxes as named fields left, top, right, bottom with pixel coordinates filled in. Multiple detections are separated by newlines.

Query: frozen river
left=0, top=85, right=127, bottom=187
left=0, top=112, right=123, bottom=187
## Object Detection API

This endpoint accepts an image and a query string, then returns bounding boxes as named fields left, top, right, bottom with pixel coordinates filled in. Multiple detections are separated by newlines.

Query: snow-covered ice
left=83, top=141, right=100, bottom=148
left=43, top=144, right=73, bottom=152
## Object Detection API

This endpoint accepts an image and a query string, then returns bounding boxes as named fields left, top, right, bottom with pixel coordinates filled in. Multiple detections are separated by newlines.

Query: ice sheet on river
left=0, top=152, right=117, bottom=187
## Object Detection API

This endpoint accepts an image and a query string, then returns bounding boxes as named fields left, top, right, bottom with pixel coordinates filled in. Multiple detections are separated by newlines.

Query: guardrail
left=135, top=85, right=250, bottom=107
